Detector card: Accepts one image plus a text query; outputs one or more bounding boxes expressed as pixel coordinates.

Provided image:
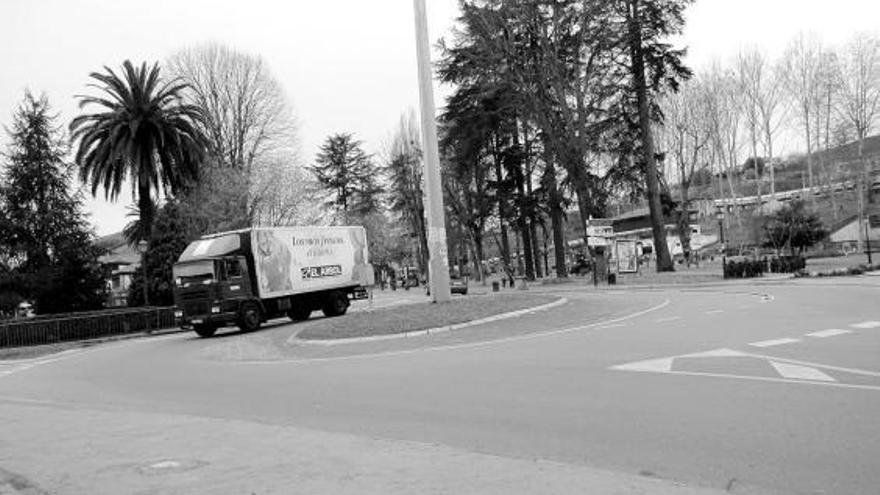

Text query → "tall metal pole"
[412,0,451,303]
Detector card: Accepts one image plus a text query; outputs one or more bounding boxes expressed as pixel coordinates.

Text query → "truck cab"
[173,255,254,337]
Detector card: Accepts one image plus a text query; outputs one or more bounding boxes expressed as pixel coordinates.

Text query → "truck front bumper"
[177,311,238,329]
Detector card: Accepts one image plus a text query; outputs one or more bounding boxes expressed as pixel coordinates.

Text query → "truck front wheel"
[322,291,349,317]
[194,324,217,338]
[238,302,262,332]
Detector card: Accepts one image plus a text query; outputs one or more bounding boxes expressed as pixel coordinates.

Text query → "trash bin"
[607,273,616,285]
[492,281,500,292]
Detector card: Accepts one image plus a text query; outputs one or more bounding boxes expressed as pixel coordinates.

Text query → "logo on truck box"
[301,264,343,279]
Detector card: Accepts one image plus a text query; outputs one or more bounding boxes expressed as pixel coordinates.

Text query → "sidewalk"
[0,401,734,495]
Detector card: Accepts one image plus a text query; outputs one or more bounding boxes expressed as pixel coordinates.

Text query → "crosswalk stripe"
[749,338,800,348]
[770,361,836,382]
[806,329,852,338]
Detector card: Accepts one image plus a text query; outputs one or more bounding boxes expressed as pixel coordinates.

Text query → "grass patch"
[614,269,723,286]
[297,293,558,340]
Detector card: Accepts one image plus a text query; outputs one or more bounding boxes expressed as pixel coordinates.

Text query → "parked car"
[449,276,469,295]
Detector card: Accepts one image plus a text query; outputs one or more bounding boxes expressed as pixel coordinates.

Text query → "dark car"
[449,276,469,295]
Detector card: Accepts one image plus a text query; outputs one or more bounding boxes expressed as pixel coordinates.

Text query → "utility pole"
[412,0,451,303]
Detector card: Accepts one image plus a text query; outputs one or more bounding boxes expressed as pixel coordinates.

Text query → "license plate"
[192,319,203,324]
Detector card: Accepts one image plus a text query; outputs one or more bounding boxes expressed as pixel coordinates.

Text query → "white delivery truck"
[172,227,374,337]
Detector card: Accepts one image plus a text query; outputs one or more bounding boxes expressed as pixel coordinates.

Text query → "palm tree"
[70,60,206,242]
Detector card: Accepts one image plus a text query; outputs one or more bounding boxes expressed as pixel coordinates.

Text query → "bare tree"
[659,78,711,264]
[167,43,299,227]
[835,32,880,251]
[738,49,764,201]
[757,61,789,197]
[737,48,789,200]
[251,156,327,227]
[703,64,743,226]
[814,50,842,218]
[782,32,824,197]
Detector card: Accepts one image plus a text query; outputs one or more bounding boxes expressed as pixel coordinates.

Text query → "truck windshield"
[173,261,215,287]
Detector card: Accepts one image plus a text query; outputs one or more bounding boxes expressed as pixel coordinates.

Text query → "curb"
[297,297,569,346]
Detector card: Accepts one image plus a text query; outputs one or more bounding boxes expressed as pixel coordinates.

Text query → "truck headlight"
[174,310,183,318]
[211,306,221,314]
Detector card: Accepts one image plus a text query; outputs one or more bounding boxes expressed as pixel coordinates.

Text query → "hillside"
[682,134,880,202]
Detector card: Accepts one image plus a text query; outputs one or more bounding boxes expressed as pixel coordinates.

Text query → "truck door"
[219,256,251,300]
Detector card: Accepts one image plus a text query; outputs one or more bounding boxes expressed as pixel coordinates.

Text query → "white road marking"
[610,357,674,373]
[655,316,681,322]
[680,348,747,358]
[850,321,880,329]
[610,347,880,391]
[748,338,800,348]
[805,329,852,339]
[625,370,880,392]
[597,323,627,329]
[0,351,88,380]
[770,361,836,382]
[744,352,880,378]
[704,310,724,315]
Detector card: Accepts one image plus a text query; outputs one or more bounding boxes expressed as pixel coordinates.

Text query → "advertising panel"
[251,227,373,299]
[615,239,639,274]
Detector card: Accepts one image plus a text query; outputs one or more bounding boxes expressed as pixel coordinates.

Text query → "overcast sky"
[1,0,878,236]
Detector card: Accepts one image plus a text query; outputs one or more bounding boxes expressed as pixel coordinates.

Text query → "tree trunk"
[542,222,550,276]
[677,182,692,266]
[530,217,543,278]
[517,216,534,280]
[546,161,567,278]
[138,179,154,243]
[494,158,512,271]
[514,163,534,280]
[471,230,484,283]
[627,0,674,272]
[751,125,761,204]
[764,124,776,196]
[804,108,815,208]
[416,211,429,276]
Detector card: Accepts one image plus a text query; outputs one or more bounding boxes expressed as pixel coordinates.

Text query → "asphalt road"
[1,279,879,494]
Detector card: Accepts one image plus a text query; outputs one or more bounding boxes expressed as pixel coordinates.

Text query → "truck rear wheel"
[194,324,217,338]
[288,305,311,321]
[238,302,262,332]
[322,291,349,317]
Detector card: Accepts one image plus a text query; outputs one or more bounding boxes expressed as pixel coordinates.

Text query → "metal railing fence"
[0,306,177,348]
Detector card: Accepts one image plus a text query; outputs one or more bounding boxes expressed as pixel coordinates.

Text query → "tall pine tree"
[0,92,107,315]
[308,133,382,223]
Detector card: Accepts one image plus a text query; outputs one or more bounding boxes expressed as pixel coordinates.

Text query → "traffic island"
[295,293,561,343]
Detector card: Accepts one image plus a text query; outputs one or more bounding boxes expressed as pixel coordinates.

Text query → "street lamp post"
[716,209,726,264]
[864,174,874,264]
[137,240,149,307]
[412,0,451,303]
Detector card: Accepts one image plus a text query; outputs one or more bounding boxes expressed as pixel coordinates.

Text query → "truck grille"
[178,288,210,301]
[184,301,209,316]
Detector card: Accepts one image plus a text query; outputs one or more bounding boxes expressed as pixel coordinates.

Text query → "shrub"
[768,255,806,274]
[723,257,766,279]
